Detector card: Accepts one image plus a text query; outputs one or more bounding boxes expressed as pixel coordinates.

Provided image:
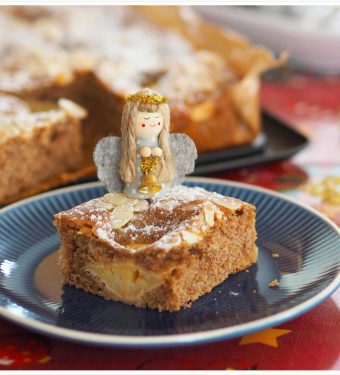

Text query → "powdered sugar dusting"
[152,185,241,210]
[0,96,78,144]
[57,185,245,253]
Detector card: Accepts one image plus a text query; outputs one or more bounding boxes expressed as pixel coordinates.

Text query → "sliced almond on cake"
[182,230,202,244]
[203,205,215,226]
[212,197,242,210]
[103,192,131,206]
[110,204,134,228]
[58,98,87,119]
[132,199,149,212]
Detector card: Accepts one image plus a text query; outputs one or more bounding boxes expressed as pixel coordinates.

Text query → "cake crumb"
[268,279,280,288]
[245,269,250,273]
[271,253,280,258]
[229,291,239,296]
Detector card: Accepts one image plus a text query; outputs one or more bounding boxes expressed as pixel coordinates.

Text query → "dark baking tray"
[193,111,309,174]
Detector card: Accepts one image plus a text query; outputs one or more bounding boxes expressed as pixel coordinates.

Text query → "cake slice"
[54,185,257,312]
[0,95,86,205]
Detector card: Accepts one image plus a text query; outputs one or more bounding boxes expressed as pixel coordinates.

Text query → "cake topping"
[103,192,131,206]
[0,96,84,144]
[132,199,149,212]
[110,204,134,229]
[0,7,235,103]
[203,205,215,226]
[0,94,29,116]
[58,98,87,120]
[57,185,244,253]
[182,230,203,245]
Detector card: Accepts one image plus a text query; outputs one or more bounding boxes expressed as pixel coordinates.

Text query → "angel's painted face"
[135,111,163,139]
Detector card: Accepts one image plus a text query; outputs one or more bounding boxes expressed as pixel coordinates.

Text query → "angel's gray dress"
[94,133,197,198]
[124,136,167,199]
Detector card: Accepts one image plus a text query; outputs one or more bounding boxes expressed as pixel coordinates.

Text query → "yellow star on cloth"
[239,328,292,348]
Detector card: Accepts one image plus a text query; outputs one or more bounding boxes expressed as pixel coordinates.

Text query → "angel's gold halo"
[126,93,168,105]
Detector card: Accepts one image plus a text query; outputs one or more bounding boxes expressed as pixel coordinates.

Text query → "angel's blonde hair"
[120,88,175,183]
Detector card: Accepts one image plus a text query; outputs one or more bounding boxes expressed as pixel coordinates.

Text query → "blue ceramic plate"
[0,178,339,347]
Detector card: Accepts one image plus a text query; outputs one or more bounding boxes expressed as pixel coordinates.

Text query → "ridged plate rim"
[0,177,339,347]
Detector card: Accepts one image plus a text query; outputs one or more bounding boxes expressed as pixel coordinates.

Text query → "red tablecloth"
[0,72,339,370]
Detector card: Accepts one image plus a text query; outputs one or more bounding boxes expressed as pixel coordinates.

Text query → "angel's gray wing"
[93,136,123,193]
[170,133,198,185]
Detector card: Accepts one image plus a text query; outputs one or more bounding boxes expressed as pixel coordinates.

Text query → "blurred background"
[198,5,340,73]
[197,5,340,226]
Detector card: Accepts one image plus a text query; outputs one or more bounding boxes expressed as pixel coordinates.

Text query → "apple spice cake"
[54,185,257,312]
[0,6,283,155]
[0,95,86,205]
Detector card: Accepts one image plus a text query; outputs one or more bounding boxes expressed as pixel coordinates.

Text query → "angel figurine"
[94,88,197,199]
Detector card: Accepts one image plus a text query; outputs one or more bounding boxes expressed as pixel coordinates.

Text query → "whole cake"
[0,6,284,203]
[54,89,257,311]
